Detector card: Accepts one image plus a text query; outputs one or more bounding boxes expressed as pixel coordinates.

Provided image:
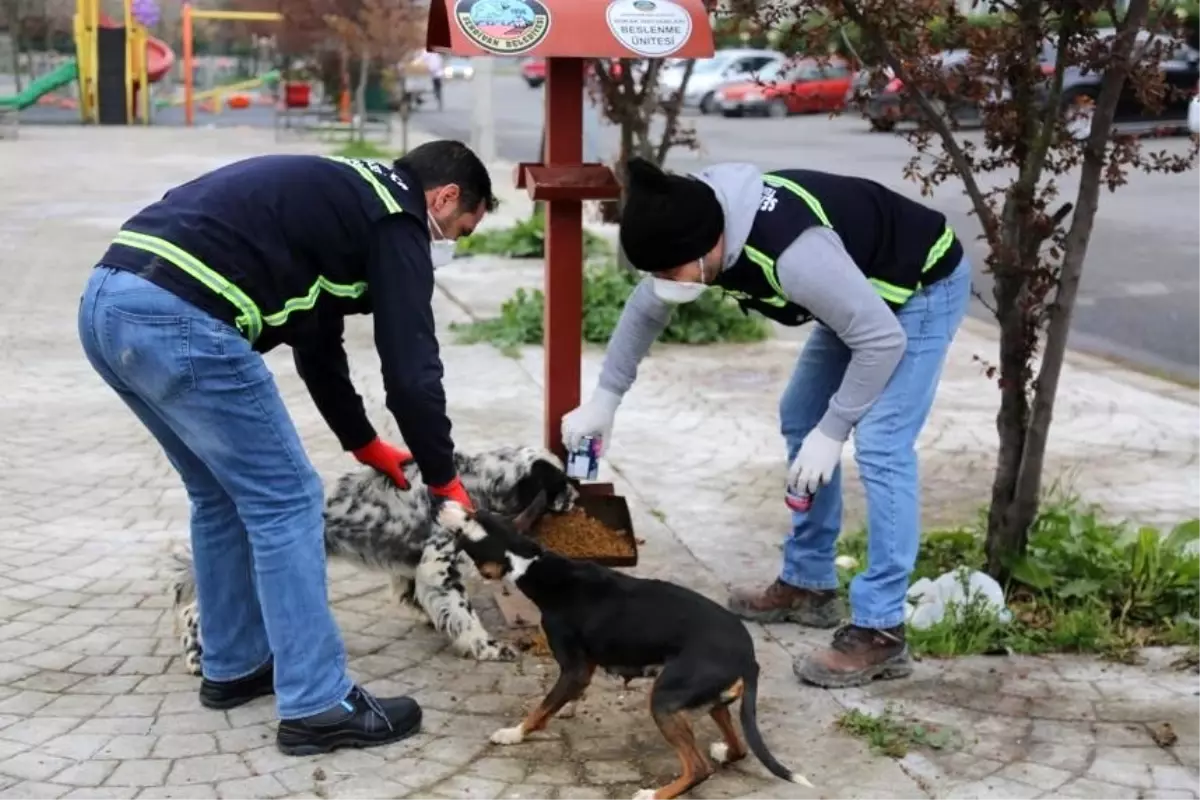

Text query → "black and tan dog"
[437,499,814,800]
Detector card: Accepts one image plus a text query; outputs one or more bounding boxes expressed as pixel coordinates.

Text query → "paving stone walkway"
[0,126,1196,800]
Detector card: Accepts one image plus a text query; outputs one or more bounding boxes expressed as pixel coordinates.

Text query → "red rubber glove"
[352,438,414,489]
[430,475,474,512]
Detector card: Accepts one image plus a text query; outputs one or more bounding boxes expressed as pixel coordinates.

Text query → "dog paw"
[469,639,518,662]
[183,650,202,677]
[489,725,525,745]
[709,741,730,764]
[632,790,659,800]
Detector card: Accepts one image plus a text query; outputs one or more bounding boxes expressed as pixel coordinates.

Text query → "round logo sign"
[605,0,692,58]
[454,0,551,56]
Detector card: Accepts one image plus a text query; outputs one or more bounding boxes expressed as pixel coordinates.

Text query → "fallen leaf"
[1152,722,1178,749]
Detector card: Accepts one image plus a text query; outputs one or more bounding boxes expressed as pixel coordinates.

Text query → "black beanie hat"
[619,157,724,273]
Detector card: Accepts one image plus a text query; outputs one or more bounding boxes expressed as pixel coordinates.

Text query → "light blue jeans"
[78,266,353,719]
[778,258,972,630]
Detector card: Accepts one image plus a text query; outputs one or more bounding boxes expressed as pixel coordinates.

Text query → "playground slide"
[0,60,80,111]
[145,36,174,83]
[0,27,173,112]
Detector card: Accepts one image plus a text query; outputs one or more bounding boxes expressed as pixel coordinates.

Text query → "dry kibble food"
[515,626,552,657]
[533,507,634,559]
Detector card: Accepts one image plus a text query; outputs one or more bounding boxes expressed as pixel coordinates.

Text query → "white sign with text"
[605,0,692,58]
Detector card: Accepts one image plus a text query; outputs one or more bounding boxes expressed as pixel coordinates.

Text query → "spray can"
[785,487,814,513]
[566,435,601,481]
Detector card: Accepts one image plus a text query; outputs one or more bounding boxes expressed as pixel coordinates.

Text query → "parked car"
[855,32,1199,135]
[857,50,984,132]
[444,57,474,81]
[1044,30,1200,136]
[716,56,855,118]
[521,57,625,89]
[658,48,784,114]
[1189,80,1200,134]
[520,56,546,88]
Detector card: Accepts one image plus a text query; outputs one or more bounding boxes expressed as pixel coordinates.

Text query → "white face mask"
[430,240,456,269]
[651,258,709,304]
[428,213,456,270]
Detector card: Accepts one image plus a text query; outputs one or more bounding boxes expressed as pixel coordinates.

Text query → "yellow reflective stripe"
[113,231,371,339]
[113,230,263,342]
[762,173,832,228]
[923,224,954,273]
[743,244,788,298]
[325,156,403,215]
[869,278,912,304]
[261,276,368,327]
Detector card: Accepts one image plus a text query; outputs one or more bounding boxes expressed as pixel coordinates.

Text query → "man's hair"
[394,140,497,213]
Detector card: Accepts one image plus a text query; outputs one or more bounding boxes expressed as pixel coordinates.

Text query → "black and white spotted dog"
[170,446,579,675]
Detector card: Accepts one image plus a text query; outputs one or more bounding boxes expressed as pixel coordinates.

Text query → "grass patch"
[450,260,771,355]
[329,140,398,161]
[835,498,1199,661]
[455,207,610,260]
[836,705,958,758]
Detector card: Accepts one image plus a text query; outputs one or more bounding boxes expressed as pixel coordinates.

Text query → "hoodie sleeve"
[775,226,907,442]
[596,277,674,396]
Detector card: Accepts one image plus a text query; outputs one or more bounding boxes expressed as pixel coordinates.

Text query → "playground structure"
[0,0,173,125]
[73,0,175,123]
[177,2,391,140]
[180,4,283,126]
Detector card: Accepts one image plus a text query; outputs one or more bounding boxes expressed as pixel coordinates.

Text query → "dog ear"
[511,489,548,534]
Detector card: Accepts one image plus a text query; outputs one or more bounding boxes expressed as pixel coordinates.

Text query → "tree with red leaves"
[727,0,1198,577]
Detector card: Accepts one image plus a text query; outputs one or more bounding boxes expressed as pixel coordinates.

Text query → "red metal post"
[182,3,194,126]
[542,57,584,462]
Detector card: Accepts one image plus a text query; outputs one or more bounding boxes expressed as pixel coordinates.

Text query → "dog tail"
[739,666,814,788]
[166,542,197,609]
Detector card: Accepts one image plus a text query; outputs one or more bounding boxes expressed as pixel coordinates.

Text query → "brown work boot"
[727,579,845,627]
[793,624,913,688]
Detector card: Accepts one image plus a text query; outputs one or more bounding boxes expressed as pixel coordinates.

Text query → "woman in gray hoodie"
[562,157,971,688]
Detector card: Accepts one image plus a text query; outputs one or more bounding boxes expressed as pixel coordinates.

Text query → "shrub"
[455,208,610,261]
[836,499,1200,660]
[450,261,770,356]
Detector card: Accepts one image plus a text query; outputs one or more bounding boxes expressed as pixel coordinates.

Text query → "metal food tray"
[539,487,638,568]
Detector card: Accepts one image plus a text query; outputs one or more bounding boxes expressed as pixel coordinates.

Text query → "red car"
[520,56,624,89]
[716,57,854,118]
[520,57,546,88]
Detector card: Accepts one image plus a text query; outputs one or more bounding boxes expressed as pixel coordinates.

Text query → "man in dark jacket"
[77,139,495,755]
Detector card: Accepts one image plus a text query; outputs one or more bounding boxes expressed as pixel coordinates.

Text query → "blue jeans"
[78,266,353,719]
[778,258,972,629]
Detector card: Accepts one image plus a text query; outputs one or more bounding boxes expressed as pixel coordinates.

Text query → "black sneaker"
[276,686,422,756]
[199,661,275,710]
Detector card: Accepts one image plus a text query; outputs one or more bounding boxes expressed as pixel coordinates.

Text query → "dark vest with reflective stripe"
[99,154,425,353]
[711,169,963,326]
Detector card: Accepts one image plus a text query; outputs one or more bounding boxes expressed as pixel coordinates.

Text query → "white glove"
[787,429,845,495]
[561,388,622,455]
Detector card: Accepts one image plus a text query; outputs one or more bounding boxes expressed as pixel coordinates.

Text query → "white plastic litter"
[905,568,1013,630]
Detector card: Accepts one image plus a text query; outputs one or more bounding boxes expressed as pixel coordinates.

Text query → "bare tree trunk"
[398,81,410,153]
[985,252,1035,576]
[985,0,1153,578]
[655,58,696,165]
[7,0,25,93]
[354,46,369,143]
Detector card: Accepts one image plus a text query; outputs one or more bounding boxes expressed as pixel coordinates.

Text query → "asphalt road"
[420,73,1200,384]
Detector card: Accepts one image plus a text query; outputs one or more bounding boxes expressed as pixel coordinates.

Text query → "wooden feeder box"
[426,0,713,593]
